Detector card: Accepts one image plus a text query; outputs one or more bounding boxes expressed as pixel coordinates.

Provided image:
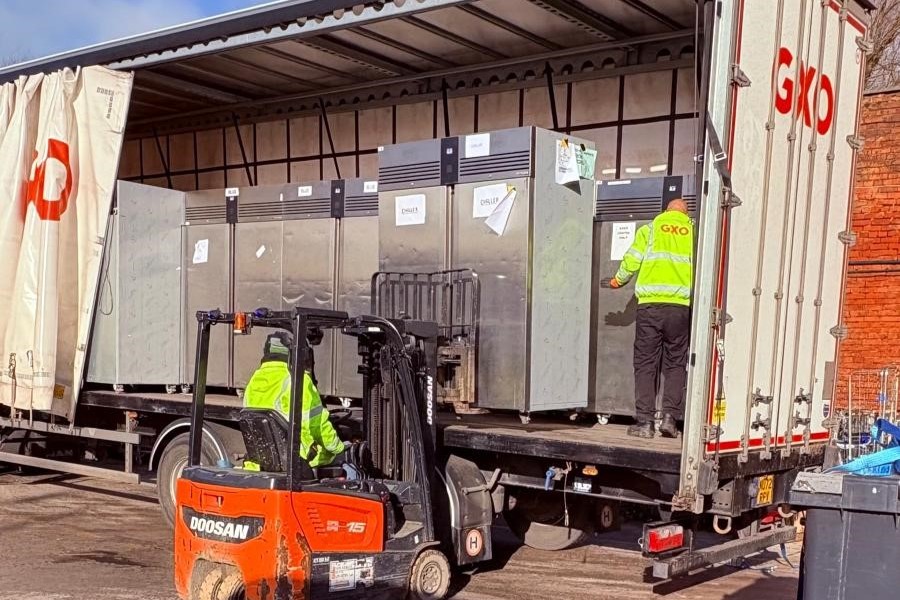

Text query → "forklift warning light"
[645,524,684,554]
[233,312,250,335]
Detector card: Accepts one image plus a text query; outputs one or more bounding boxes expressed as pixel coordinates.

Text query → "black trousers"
[633,304,690,423]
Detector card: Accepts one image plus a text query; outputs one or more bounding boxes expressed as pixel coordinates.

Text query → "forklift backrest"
[239,408,314,479]
[371,269,479,343]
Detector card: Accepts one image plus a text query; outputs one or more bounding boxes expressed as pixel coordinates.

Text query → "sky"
[0,0,270,65]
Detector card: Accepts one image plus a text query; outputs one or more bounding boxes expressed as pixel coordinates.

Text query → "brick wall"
[835,89,900,412]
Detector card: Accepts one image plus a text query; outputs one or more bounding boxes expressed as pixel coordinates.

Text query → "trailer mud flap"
[651,525,796,579]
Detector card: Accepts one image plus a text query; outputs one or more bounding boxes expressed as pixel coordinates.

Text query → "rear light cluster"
[646,524,685,554]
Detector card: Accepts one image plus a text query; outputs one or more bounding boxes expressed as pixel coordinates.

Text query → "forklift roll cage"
[186,306,441,540]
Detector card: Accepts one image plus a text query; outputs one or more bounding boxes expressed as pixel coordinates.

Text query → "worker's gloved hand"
[601,277,621,289]
[343,440,352,450]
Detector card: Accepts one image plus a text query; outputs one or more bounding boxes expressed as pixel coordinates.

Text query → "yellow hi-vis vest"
[614,210,693,306]
[243,361,344,468]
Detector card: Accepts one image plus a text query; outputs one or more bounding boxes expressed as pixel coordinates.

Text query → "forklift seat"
[238,408,316,480]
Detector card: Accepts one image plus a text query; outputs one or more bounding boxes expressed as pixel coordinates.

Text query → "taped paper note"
[255,244,266,259]
[576,147,597,180]
[610,222,636,261]
[555,139,579,185]
[472,183,508,218]
[395,194,426,226]
[193,239,209,264]
[485,188,517,236]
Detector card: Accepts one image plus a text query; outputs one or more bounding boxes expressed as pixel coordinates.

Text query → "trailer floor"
[0,469,800,600]
[441,413,683,473]
[81,389,243,419]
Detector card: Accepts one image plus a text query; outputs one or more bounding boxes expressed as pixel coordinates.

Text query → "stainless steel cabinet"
[378,127,595,413]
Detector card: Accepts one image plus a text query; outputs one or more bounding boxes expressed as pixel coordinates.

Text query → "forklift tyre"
[504,491,593,551]
[196,564,244,600]
[408,549,451,600]
[157,432,219,528]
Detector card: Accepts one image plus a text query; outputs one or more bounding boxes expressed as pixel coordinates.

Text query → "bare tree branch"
[867,0,900,90]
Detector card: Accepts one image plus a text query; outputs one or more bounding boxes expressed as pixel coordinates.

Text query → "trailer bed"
[81,389,242,420]
[440,414,682,474]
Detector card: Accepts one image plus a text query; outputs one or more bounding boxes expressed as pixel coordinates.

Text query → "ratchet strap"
[828,419,900,476]
[705,111,733,189]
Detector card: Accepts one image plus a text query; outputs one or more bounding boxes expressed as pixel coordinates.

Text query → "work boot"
[627,421,654,439]
[659,414,678,438]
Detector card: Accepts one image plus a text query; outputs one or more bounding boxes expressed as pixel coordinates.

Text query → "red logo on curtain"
[26,139,73,221]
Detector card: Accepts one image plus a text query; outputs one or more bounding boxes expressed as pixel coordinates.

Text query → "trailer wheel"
[408,549,451,600]
[196,565,245,600]
[157,432,217,527]
[504,491,593,551]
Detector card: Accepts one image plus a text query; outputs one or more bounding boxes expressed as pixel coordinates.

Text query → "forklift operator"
[605,198,693,441]
[242,331,348,469]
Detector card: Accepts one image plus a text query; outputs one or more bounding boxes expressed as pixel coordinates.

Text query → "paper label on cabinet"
[363,180,378,193]
[225,187,240,197]
[555,139,579,185]
[465,133,491,158]
[610,222,636,261]
[395,194,426,226]
[472,183,509,218]
[485,188,517,236]
[255,245,266,259]
[298,185,313,197]
[192,239,209,264]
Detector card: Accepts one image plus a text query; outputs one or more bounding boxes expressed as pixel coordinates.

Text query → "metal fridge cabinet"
[588,175,697,420]
[231,178,379,398]
[377,127,595,414]
[87,180,185,390]
[182,187,235,389]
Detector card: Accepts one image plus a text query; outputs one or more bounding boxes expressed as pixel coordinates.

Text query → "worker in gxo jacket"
[243,331,349,470]
[605,199,693,439]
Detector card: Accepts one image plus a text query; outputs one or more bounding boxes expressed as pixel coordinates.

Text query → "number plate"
[755,475,774,506]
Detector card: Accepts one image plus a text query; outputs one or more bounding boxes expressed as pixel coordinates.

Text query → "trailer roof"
[0,0,873,136]
[0,0,700,135]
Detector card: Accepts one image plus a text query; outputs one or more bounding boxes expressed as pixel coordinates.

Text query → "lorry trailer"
[0,0,874,583]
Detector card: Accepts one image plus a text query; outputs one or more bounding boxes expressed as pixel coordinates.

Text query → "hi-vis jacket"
[614,210,693,306]
[243,361,344,468]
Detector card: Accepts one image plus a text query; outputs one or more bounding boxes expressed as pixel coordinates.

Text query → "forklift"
[173,306,494,600]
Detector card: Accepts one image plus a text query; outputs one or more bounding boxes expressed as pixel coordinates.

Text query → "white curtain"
[0,66,132,419]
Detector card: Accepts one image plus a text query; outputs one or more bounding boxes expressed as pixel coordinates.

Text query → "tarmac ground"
[0,470,800,600]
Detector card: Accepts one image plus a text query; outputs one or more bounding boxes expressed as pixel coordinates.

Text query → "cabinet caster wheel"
[180,384,191,395]
[597,414,610,425]
[519,413,531,425]
[113,384,125,393]
[165,384,177,394]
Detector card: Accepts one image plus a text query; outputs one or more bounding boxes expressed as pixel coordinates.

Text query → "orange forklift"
[174,306,494,600]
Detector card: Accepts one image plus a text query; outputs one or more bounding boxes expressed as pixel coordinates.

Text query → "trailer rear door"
[706,0,867,459]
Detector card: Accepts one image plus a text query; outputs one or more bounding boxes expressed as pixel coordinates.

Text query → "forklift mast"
[187,306,440,538]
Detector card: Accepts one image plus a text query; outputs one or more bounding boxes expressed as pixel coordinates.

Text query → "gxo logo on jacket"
[660,224,690,235]
[182,507,264,544]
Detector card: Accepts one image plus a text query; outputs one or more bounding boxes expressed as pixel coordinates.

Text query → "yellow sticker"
[53,384,66,401]
[713,399,726,421]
